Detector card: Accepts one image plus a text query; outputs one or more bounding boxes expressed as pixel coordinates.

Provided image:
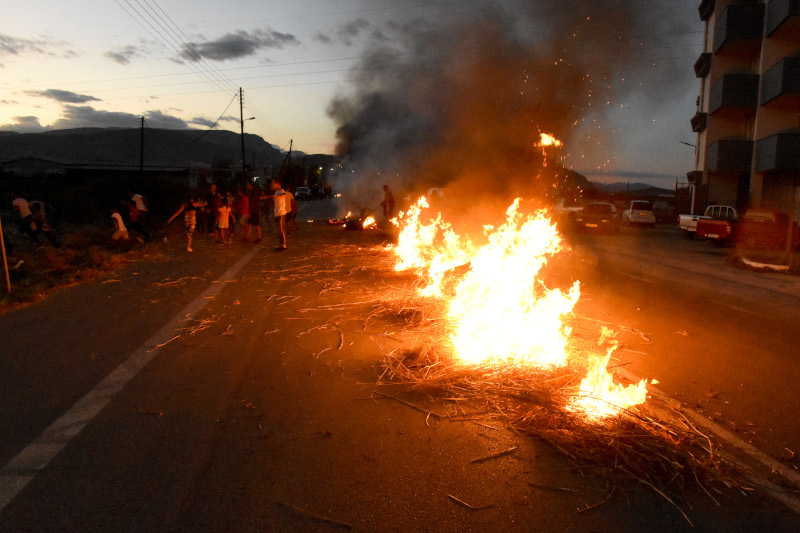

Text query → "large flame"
[390,185,649,418]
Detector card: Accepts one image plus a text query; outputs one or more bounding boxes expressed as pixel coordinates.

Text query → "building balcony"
[766,0,800,37]
[691,112,708,133]
[706,139,753,172]
[694,52,712,78]
[714,4,765,55]
[761,57,800,105]
[698,0,715,22]
[709,74,759,115]
[755,133,800,172]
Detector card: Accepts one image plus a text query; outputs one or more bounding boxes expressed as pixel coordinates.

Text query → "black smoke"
[327,0,694,217]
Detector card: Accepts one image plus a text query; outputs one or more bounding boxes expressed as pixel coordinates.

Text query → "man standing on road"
[266,179,288,251]
[380,185,395,221]
[245,182,263,244]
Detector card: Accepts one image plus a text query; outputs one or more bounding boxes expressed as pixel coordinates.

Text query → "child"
[110,207,130,246]
[216,196,232,245]
[167,194,207,252]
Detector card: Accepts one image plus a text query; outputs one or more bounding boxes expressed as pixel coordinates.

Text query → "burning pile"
[389,195,647,418]
[375,183,739,515]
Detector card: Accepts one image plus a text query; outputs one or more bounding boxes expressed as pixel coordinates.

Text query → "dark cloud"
[50,105,189,129]
[25,89,101,104]
[0,115,46,133]
[182,28,300,62]
[188,116,215,127]
[105,45,144,65]
[314,32,332,45]
[0,33,76,59]
[337,18,370,46]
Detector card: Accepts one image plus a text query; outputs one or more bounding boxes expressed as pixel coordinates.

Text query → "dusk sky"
[1,0,702,186]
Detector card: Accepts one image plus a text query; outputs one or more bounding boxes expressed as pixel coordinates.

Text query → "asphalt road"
[1,202,799,531]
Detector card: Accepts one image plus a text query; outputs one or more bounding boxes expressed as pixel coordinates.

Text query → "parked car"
[678,205,737,238]
[652,201,675,224]
[294,186,311,201]
[622,201,656,227]
[736,209,800,250]
[696,205,739,244]
[570,202,619,233]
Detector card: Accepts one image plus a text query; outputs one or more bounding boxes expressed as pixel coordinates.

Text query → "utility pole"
[139,116,144,173]
[239,87,246,182]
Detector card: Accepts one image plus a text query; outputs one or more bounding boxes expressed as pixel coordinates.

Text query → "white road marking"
[0,248,260,513]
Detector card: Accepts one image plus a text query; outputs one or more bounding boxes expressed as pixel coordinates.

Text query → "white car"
[622,200,656,227]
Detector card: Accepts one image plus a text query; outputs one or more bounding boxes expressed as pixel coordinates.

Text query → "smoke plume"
[327,0,693,220]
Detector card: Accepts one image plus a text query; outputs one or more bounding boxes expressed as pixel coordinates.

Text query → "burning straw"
[372,194,749,521]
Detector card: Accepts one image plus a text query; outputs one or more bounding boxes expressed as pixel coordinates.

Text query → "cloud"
[182,28,300,62]
[0,115,47,133]
[188,116,215,127]
[0,33,76,59]
[105,45,144,65]
[314,32,332,44]
[0,99,19,105]
[25,89,101,104]
[49,105,189,129]
[337,18,370,46]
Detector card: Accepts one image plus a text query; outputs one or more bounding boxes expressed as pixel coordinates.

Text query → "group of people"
[165,179,298,253]
[8,192,59,251]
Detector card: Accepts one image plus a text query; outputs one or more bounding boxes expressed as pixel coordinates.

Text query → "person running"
[167,194,207,252]
[123,200,150,242]
[380,185,395,221]
[11,192,38,245]
[29,202,59,247]
[216,196,232,245]
[245,182,263,244]
[129,191,148,217]
[110,207,130,246]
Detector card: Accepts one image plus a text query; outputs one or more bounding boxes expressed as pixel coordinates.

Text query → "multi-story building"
[690,0,799,217]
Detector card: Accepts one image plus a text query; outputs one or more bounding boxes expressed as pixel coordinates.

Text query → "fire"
[363,216,376,229]
[391,197,649,418]
[537,133,562,147]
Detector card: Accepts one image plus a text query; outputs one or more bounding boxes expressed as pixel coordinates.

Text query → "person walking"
[166,194,207,252]
[203,183,221,235]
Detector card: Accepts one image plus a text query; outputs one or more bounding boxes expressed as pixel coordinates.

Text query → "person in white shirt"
[129,191,148,214]
[11,192,37,244]
[266,179,288,251]
[110,207,130,245]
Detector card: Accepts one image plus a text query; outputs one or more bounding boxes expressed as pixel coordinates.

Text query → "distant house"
[1,157,69,177]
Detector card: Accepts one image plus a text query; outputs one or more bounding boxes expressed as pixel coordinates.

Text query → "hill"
[0,128,332,170]
[591,181,674,196]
